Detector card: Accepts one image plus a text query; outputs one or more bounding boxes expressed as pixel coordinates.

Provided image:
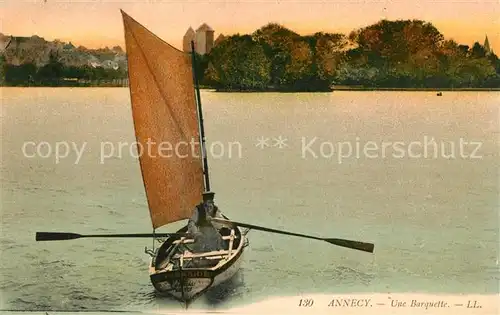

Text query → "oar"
[210,218,374,253]
[35,232,190,241]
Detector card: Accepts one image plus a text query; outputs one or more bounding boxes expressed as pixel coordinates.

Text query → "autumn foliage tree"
[205,35,271,91]
[334,19,499,88]
[205,24,347,91]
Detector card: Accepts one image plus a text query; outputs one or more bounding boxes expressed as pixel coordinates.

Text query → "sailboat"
[120,11,248,302]
[35,10,375,306]
[33,10,249,304]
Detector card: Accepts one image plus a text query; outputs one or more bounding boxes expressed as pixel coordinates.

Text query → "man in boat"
[187,192,225,253]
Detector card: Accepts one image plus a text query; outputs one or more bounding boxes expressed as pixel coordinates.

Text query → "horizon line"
[1,28,494,53]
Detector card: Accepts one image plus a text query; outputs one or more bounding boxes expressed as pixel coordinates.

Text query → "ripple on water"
[329,265,375,285]
[0,279,17,290]
[131,257,146,267]
[39,259,64,266]
[4,243,28,251]
[108,210,124,217]
[252,245,275,252]
[16,282,39,291]
[95,227,111,231]
[93,204,110,209]
[70,290,100,301]
[122,288,157,309]
[0,238,16,245]
[21,252,38,260]
[11,297,51,310]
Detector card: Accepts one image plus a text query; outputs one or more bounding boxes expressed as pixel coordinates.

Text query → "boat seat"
[205,255,225,260]
[188,255,226,260]
[172,250,230,260]
[173,236,235,242]
[171,235,235,244]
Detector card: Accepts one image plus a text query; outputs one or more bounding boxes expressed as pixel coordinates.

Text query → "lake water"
[0,88,498,312]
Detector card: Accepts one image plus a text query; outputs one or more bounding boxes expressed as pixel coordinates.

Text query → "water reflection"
[204,270,246,306]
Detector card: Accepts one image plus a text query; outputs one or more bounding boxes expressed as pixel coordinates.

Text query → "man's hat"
[202,191,215,202]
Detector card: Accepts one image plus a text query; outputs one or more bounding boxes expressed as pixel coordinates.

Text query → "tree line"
[201,20,500,91]
[2,19,499,90]
[1,52,127,87]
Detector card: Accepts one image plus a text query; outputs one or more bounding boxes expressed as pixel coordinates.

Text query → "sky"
[2,0,499,52]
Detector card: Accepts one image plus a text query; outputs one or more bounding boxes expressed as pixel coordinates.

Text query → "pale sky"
[2,0,499,52]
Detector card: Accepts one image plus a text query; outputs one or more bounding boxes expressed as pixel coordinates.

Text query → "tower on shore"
[484,35,492,55]
[183,23,214,55]
[182,27,195,52]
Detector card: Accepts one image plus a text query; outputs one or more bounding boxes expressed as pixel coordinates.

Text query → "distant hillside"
[0,33,126,70]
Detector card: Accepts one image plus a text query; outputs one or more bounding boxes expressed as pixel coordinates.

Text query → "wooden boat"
[148,220,246,301]
[121,11,247,302]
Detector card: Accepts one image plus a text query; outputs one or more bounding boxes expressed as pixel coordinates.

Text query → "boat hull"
[150,250,243,301]
[149,222,246,302]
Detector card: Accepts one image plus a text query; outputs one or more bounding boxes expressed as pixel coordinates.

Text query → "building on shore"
[183,23,214,55]
[182,27,195,52]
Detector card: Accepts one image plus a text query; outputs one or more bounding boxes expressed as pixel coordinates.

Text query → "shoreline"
[331,86,500,91]
[1,85,499,92]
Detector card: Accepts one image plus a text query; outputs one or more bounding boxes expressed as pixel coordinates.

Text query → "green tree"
[470,42,486,59]
[36,50,64,86]
[252,23,299,87]
[438,40,498,88]
[280,39,314,89]
[311,32,347,89]
[346,20,446,86]
[447,57,496,87]
[5,63,37,86]
[0,54,5,85]
[205,35,271,90]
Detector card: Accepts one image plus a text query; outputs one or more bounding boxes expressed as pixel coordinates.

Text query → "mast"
[190,40,211,192]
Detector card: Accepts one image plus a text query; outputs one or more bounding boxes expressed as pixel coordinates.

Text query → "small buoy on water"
[436,92,442,96]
